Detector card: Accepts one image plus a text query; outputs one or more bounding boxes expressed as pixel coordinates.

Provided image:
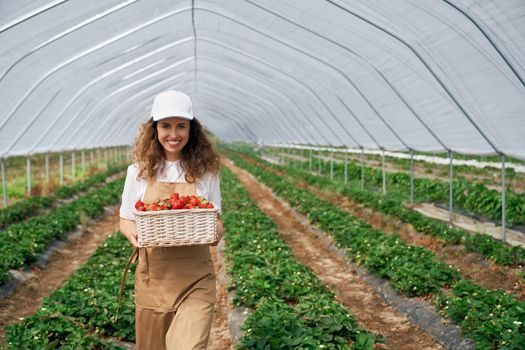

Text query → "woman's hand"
[211,216,224,246]
[119,218,140,248]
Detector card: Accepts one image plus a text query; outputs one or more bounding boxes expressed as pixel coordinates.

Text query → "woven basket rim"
[134,205,219,217]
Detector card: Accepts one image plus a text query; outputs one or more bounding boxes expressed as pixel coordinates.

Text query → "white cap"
[151,90,194,121]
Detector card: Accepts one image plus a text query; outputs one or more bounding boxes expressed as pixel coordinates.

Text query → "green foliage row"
[221,166,381,349]
[4,233,133,349]
[256,149,525,266]
[225,148,525,350]
[285,150,525,226]
[0,164,127,230]
[0,178,124,284]
[54,164,126,199]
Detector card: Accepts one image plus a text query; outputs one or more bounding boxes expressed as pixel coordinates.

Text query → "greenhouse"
[0,0,524,349]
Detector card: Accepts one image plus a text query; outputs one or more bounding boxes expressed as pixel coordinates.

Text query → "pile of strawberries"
[135,193,215,211]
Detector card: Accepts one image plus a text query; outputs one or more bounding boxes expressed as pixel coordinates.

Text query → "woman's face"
[156,117,191,161]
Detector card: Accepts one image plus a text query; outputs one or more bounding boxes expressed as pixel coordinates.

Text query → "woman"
[119,90,223,350]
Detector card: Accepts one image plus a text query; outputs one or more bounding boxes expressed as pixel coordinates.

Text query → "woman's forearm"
[119,218,139,247]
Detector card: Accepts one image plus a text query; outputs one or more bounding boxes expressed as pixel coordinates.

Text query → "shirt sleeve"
[120,165,140,221]
[207,171,222,214]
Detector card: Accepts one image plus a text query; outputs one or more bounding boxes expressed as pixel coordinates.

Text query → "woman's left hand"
[211,217,224,246]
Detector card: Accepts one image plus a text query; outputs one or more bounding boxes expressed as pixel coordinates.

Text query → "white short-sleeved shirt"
[119,160,221,221]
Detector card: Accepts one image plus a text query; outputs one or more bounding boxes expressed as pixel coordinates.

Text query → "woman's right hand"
[119,218,140,248]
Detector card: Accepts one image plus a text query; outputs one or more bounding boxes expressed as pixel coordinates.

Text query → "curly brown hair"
[132,117,220,183]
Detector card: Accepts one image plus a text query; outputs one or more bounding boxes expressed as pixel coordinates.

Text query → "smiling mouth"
[167,140,181,145]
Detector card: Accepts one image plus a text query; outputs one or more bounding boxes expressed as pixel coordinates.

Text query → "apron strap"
[113,247,139,323]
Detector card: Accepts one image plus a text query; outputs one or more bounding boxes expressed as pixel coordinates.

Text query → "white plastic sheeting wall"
[1,0,524,158]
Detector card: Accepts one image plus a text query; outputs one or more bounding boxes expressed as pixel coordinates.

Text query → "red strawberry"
[170,193,180,201]
[171,199,184,209]
[135,200,145,210]
[183,203,194,209]
[205,203,214,209]
[189,197,198,206]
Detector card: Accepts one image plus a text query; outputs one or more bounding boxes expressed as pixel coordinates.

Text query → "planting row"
[221,166,381,349]
[276,148,525,227]
[0,164,127,230]
[0,177,125,285]
[4,232,133,349]
[225,148,525,349]
[252,149,525,267]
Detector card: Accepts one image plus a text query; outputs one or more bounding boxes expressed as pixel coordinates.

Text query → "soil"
[224,158,444,350]
[208,244,234,350]
[245,154,525,300]
[0,207,121,343]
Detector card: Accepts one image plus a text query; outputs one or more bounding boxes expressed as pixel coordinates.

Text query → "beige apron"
[135,180,216,350]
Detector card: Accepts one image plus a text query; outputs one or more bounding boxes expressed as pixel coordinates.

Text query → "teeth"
[167,140,180,145]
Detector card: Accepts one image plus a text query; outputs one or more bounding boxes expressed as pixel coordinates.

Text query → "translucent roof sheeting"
[1,0,524,159]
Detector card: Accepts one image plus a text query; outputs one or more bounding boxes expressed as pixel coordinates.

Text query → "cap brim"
[152,111,194,121]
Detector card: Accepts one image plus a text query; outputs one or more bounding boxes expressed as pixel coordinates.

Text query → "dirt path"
[0,207,121,342]
[224,158,444,350]
[208,243,233,350]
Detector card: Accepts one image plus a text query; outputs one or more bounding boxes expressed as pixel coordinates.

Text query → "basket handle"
[113,247,139,323]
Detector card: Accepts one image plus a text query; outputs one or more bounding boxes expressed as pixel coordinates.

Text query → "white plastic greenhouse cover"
[1,0,524,159]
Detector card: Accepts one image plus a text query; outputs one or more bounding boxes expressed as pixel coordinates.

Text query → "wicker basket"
[134,206,219,247]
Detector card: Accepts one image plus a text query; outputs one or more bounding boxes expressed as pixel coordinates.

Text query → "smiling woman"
[118,90,223,350]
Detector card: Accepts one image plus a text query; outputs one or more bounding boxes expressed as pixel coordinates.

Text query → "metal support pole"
[501,154,507,242]
[71,152,75,182]
[45,154,49,184]
[381,149,386,195]
[104,148,108,167]
[1,158,7,206]
[318,150,322,175]
[309,149,312,172]
[27,157,31,196]
[448,150,453,224]
[330,151,334,181]
[410,149,414,206]
[81,150,85,178]
[360,147,365,190]
[344,150,348,186]
[59,153,64,185]
[97,148,101,169]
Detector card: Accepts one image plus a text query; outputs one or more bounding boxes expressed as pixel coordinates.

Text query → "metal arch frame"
[0,0,141,82]
[328,0,501,155]
[49,32,336,152]
[197,7,405,148]
[194,56,318,144]
[440,0,525,88]
[0,6,193,133]
[84,70,266,147]
[244,0,448,151]
[79,58,302,148]
[45,59,192,153]
[0,0,69,34]
[18,39,195,155]
[196,39,332,146]
[2,5,391,155]
[26,38,196,154]
[335,95,382,149]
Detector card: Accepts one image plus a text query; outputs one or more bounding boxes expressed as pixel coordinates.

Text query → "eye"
[161,123,171,129]
[178,124,187,129]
